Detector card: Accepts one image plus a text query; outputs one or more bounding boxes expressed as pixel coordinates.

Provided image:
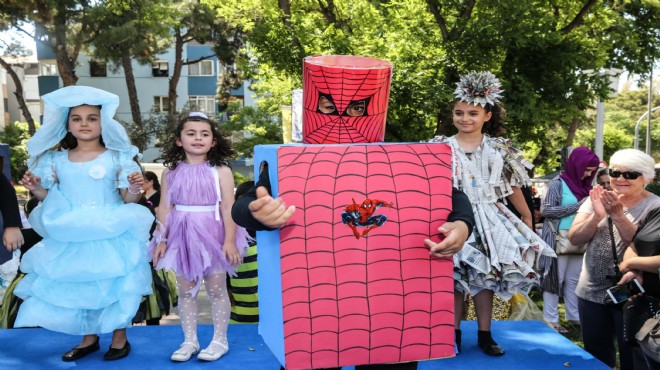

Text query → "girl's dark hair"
[480,102,507,136]
[161,115,235,170]
[441,101,507,137]
[144,171,161,191]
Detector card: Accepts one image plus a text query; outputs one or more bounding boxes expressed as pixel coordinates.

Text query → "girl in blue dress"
[16,86,154,362]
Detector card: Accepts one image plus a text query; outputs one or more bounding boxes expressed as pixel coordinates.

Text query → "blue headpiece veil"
[27,86,133,168]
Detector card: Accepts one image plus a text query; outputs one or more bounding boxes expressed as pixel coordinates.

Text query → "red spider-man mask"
[302,55,392,144]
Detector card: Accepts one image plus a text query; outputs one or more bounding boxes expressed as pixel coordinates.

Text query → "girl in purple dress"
[151,112,250,362]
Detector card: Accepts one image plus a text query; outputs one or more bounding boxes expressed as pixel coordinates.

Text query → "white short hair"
[609,149,656,182]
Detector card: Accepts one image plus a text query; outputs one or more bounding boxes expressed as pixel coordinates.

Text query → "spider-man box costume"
[254,56,456,369]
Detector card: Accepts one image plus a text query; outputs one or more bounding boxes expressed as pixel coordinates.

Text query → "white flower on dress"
[89,165,107,179]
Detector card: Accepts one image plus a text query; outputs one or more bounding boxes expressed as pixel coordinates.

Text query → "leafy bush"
[0,122,30,182]
[647,182,660,196]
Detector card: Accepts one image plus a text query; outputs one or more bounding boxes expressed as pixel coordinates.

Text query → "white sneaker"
[170,341,199,362]
[197,340,228,361]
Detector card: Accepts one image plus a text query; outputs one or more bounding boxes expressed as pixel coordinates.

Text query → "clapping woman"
[569,149,660,370]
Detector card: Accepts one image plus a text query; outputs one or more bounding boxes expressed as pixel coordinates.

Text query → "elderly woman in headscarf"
[569,149,660,370]
[539,146,600,334]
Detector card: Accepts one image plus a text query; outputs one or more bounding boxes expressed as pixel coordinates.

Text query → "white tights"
[176,272,230,353]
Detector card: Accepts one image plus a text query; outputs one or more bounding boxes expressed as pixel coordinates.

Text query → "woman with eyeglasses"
[569,149,660,370]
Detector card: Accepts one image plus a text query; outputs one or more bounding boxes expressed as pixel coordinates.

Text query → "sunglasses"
[608,169,643,180]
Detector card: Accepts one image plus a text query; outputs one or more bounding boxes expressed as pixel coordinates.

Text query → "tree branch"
[561,0,598,34]
[277,0,305,60]
[448,0,476,40]
[425,0,449,41]
[317,0,337,24]
[0,57,36,134]
[183,54,217,65]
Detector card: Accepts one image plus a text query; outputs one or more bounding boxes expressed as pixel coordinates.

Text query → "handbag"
[549,219,586,255]
[554,229,587,255]
[636,312,660,364]
[623,294,660,343]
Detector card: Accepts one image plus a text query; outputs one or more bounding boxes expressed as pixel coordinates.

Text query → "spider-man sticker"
[342,198,394,239]
[302,55,392,144]
[270,143,455,369]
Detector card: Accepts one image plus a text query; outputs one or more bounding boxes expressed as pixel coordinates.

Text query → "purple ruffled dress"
[151,162,250,283]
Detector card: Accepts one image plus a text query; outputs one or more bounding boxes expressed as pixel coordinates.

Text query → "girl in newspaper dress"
[15,86,153,362]
[430,72,555,356]
[151,113,250,362]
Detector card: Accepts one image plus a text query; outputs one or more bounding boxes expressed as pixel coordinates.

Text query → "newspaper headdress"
[454,71,503,108]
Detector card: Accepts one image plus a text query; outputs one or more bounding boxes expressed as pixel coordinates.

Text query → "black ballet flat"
[61,337,100,362]
[103,341,131,361]
[478,342,505,356]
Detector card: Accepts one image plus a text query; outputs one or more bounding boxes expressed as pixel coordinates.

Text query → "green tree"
[222,104,283,158]
[0,122,30,182]
[211,0,660,172]
[0,39,37,134]
[87,0,174,152]
[1,1,104,87]
[164,1,245,126]
[597,89,660,158]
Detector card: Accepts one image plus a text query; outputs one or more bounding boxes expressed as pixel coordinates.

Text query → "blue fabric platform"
[0,320,608,369]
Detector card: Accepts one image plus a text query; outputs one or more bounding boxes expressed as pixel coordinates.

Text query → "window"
[216,62,237,81]
[188,96,215,116]
[153,96,170,112]
[152,61,169,77]
[40,62,57,76]
[90,60,107,77]
[188,60,214,76]
[24,63,39,75]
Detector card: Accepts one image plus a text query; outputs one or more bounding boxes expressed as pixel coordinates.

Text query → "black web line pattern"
[303,65,390,144]
[278,144,455,368]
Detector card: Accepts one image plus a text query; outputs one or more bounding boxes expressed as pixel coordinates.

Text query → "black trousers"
[578,297,648,370]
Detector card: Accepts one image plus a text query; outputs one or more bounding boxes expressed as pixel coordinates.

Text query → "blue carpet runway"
[0,320,608,369]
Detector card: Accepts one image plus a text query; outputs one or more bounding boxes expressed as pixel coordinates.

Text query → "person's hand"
[127,172,144,190]
[617,270,644,302]
[152,242,167,266]
[601,189,623,216]
[223,241,241,266]
[617,270,638,284]
[249,186,295,229]
[424,221,469,258]
[589,186,606,220]
[619,258,635,274]
[20,171,43,193]
[3,227,24,252]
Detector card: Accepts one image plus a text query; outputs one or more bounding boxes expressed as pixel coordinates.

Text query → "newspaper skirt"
[454,202,555,301]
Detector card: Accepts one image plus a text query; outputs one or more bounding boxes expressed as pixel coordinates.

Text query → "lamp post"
[634,106,660,150]
[584,68,622,159]
[647,74,654,154]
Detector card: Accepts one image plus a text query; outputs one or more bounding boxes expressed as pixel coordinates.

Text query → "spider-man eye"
[317,95,337,115]
[343,98,369,117]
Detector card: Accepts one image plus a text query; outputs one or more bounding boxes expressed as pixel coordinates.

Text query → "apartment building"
[29,42,255,177]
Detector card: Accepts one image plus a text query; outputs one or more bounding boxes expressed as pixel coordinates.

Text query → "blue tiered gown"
[14,149,154,335]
